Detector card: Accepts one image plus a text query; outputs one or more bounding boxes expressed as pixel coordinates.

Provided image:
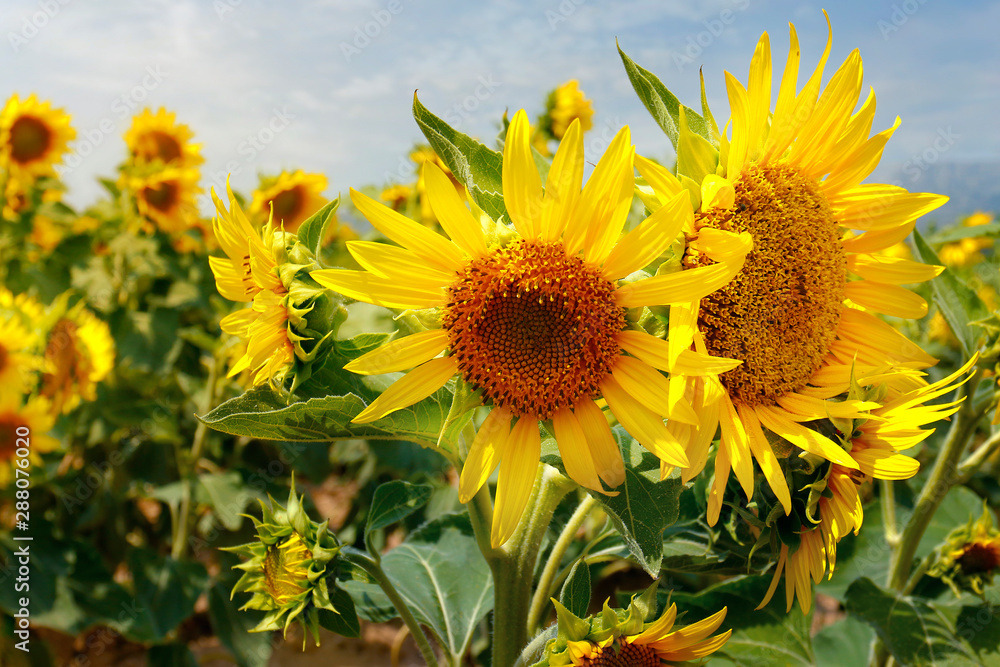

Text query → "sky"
[4,0,998,215]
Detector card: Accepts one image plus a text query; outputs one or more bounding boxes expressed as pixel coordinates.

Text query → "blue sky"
[4,0,998,213]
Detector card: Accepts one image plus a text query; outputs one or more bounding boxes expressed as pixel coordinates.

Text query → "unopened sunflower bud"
[928,504,1000,597]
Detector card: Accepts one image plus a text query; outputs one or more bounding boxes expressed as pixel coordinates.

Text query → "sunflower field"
[2,12,1000,667]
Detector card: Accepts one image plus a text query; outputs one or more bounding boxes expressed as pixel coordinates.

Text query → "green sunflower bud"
[224,480,352,648]
[928,503,1000,597]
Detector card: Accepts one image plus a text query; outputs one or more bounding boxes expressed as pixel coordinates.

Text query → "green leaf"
[564,427,681,576]
[365,480,433,551]
[297,196,341,257]
[558,560,591,619]
[813,616,875,667]
[316,586,361,638]
[199,471,257,531]
[669,575,815,666]
[127,549,209,641]
[208,583,272,667]
[147,644,199,667]
[617,43,711,150]
[913,229,986,355]
[927,221,1000,244]
[412,93,508,222]
[845,577,979,666]
[342,513,493,664]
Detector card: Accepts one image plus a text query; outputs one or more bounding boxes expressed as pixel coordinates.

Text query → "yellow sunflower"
[0,394,60,486]
[929,503,1000,596]
[938,211,994,268]
[645,15,950,523]
[123,107,203,170]
[128,166,201,234]
[249,170,329,234]
[210,182,297,387]
[0,315,41,394]
[758,357,976,613]
[548,79,595,140]
[40,301,115,414]
[312,109,752,547]
[0,94,75,178]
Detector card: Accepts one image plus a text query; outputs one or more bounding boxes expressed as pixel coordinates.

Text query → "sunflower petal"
[424,162,488,257]
[502,109,544,240]
[755,405,859,469]
[847,254,944,284]
[600,375,689,468]
[602,190,689,280]
[540,118,583,241]
[312,269,446,309]
[459,407,511,503]
[575,399,626,488]
[615,258,746,308]
[352,356,458,424]
[492,417,542,547]
[553,407,612,494]
[344,330,450,375]
[844,280,928,319]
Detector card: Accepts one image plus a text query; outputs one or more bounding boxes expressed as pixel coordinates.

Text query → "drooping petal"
[352,356,458,424]
[755,405,859,469]
[575,399,626,488]
[492,416,542,547]
[459,407,511,503]
[600,375,689,468]
[553,407,610,494]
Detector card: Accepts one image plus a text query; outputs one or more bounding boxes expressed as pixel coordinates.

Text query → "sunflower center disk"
[691,163,846,406]
[958,541,1000,575]
[581,641,660,667]
[10,115,53,163]
[442,240,624,420]
[143,181,180,212]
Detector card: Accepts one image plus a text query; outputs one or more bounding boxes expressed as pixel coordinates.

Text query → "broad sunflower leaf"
[668,575,815,666]
[342,513,493,664]
[296,195,341,258]
[542,427,681,576]
[913,229,986,356]
[127,548,209,641]
[813,616,875,667]
[844,578,982,666]
[412,93,508,223]
[558,559,592,619]
[617,43,712,150]
[365,480,434,552]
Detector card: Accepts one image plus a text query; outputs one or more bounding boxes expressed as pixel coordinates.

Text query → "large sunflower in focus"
[0,94,75,178]
[642,15,949,522]
[313,109,753,546]
[249,170,328,234]
[124,107,203,170]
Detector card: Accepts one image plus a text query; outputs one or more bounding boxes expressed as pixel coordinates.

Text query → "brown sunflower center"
[42,319,82,399]
[262,533,311,605]
[957,540,1000,575]
[136,130,183,164]
[9,115,53,164]
[689,163,845,406]
[143,181,180,213]
[269,186,305,229]
[441,240,624,420]
[0,415,26,462]
[0,343,9,374]
[580,641,659,667]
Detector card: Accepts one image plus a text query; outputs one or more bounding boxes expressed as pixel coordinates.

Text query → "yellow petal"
[745,32,772,162]
[575,399,626,488]
[688,228,753,262]
[602,190,690,279]
[423,162,488,257]
[347,240,457,286]
[344,330,450,375]
[352,357,458,424]
[600,375,689,468]
[833,187,948,232]
[615,258,745,308]
[847,254,944,284]
[755,405,859,469]
[553,407,609,494]
[761,23,801,162]
[540,118,583,242]
[724,72,750,177]
[491,417,542,547]
[502,109,544,240]
[837,308,937,367]
[844,281,928,319]
[611,357,698,426]
[580,129,635,264]
[718,393,753,500]
[853,448,919,480]
[350,187,466,272]
[739,404,791,514]
[220,307,255,336]
[840,221,915,254]
[821,115,900,195]
[312,269,447,310]
[756,545,787,610]
[459,407,511,503]
[635,154,684,205]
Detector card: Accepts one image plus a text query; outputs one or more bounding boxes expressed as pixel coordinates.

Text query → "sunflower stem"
[490,466,575,667]
[526,493,597,635]
[957,425,1000,485]
[349,551,442,667]
[880,478,900,548]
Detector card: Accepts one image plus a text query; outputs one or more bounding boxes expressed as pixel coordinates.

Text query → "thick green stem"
[351,552,442,667]
[880,478,900,547]
[490,466,575,667]
[526,493,597,634]
[885,370,982,592]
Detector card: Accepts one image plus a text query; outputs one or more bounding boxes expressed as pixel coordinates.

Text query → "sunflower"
[0,94,75,178]
[537,585,731,667]
[641,15,950,523]
[249,170,329,234]
[312,109,752,547]
[123,107,203,170]
[210,182,301,387]
[40,301,115,414]
[128,166,201,234]
[547,80,595,140]
[757,357,976,613]
[929,503,1000,596]
[0,394,60,486]
[938,211,994,268]
[0,315,41,394]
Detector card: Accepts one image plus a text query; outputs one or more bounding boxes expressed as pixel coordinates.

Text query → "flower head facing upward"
[0,94,75,178]
[534,583,730,667]
[225,482,350,647]
[250,170,329,234]
[639,14,950,524]
[313,109,753,546]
